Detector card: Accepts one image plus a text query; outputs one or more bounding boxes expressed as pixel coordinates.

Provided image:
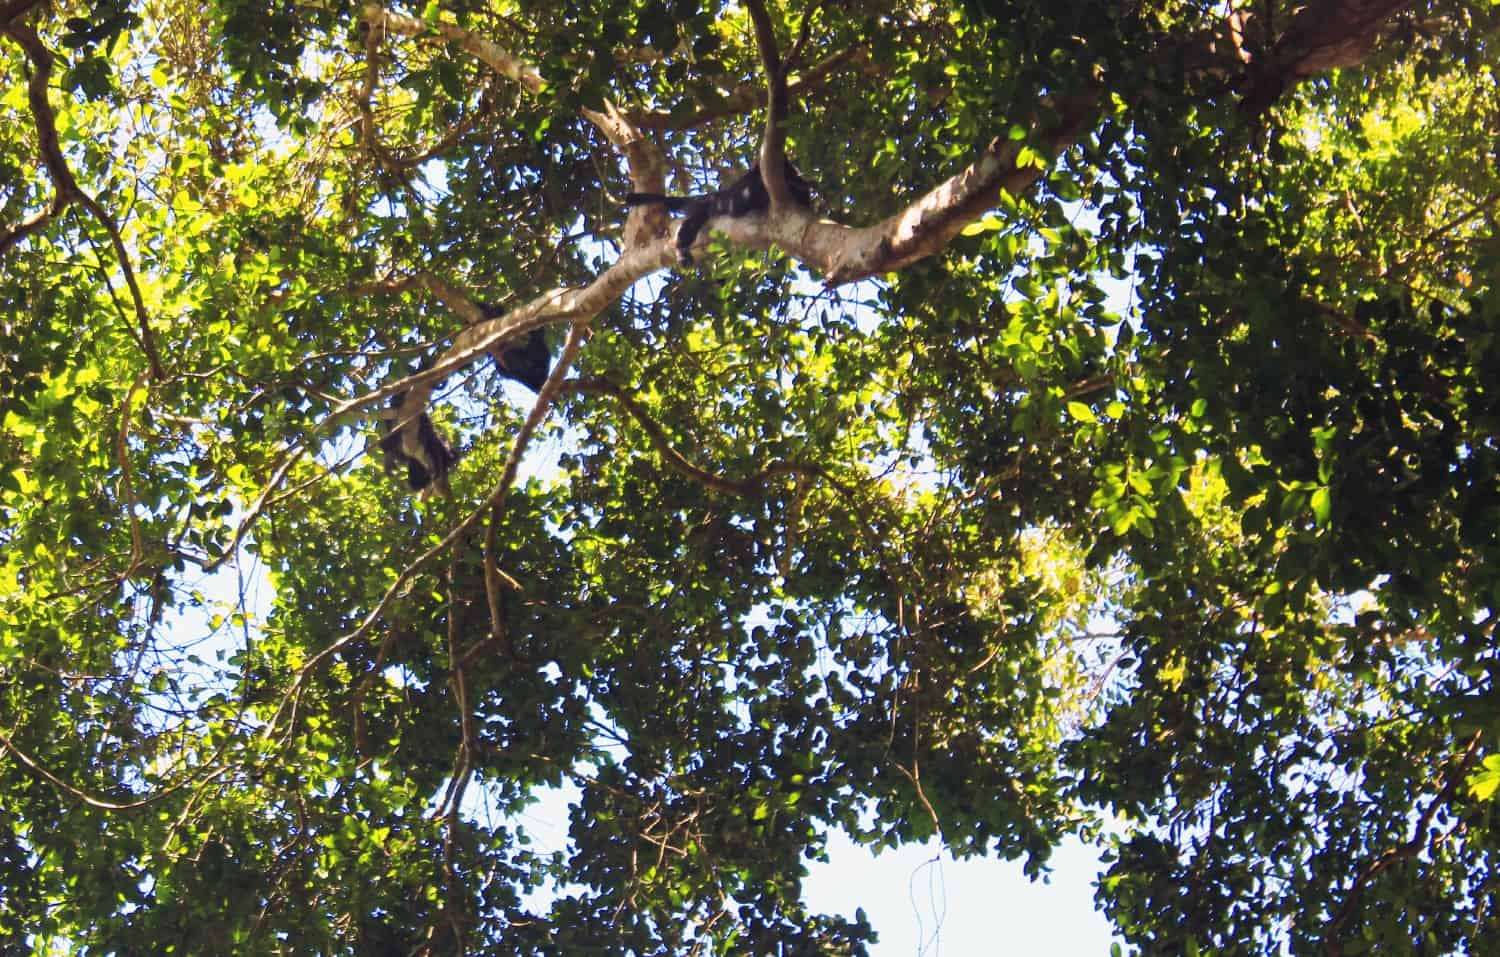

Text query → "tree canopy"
[2,0,1498,953]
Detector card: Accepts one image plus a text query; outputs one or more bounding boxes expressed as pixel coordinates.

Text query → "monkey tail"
[625,192,688,211]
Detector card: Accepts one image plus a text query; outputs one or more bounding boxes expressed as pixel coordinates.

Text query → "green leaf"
[1469,756,1500,801]
[2,5,1491,953]
[1067,401,1097,423]
[961,215,1005,236]
[1311,486,1332,525]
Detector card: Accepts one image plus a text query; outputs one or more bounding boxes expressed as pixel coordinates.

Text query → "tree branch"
[268,320,591,715]
[772,93,1099,286]
[1322,731,1483,956]
[629,47,867,131]
[746,0,793,208]
[363,4,544,95]
[339,0,1424,491]
[1,20,166,379]
[0,0,44,24]
[208,240,676,572]
[784,0,1412,283]
[1239,0,1416,116]
[571,376,825,498]
[0,19,79,257]
[360,3,666,195]
[0,724,193,812]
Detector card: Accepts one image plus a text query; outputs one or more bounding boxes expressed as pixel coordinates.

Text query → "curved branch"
[273,320,591,713]
[0,19,76,258]
[808,94,1099,285]
[353,11,401,176]
[0,724,190,812]
[566,375,919,608]
[0,0,44,24]
[0,21,166,379]
[1240,0,1416,117]
[361,3,665,191]
[1322,731,1483,956]
[746,0,793,208]
[354,15,494,172]
[209,240,677,572]
[629,47,867,131]
[363,4,545,95]
[775,0,1413,283]
[77,191,167,381]
[571,376,825,498]
[359,3,668,255]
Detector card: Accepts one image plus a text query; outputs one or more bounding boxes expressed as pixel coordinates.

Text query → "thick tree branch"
[350,0,1421,481]
[0,19,79,257]
[780,94,1098,286]
[361,4,666,195]
[1239,0,1416,116]
[363,4,544,95]
[390,243,670,417]
[215,237,677,570]
[0,0,45,24]
[270,320,591,719]
[770,0,1412,283]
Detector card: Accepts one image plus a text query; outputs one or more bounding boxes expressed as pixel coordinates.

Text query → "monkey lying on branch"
[625,159,812,265]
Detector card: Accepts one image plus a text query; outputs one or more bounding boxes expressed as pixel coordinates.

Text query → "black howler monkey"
[378,391,459,494]
[380,317,553,493]
[484,307,552,393]
[624,159,812,265]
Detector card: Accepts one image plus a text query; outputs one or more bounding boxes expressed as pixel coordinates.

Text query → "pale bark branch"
[359,3,667,194]
[752,94,1099,286]
[268,320,591,718]
[767,0,1412,282]
[341,0,1420,507]
[213,237,676,573]
[363,4,544,95]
